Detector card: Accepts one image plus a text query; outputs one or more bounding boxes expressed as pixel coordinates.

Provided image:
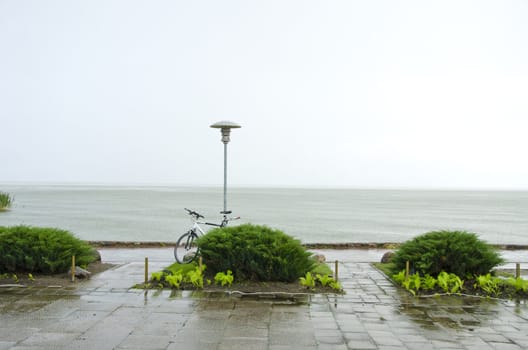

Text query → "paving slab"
[1,248,528,349]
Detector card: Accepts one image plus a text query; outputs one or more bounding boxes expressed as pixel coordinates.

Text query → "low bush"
[390,230,503,277]
[0,192,12,211]
[0,226,98,273]
[197,224,315,282]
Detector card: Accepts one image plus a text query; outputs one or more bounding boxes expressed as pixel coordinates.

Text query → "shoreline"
[88,240,528,250]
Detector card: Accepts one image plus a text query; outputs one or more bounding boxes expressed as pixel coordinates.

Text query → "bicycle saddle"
[220,210,232,214]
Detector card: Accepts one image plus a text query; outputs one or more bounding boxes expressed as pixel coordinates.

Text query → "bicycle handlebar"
[185,208,240,226]
[184,208,204,219]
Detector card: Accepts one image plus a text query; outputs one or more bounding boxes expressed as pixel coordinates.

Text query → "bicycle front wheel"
[174,230,200,264]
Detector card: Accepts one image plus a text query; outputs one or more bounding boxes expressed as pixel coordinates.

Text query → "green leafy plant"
[395,272,422,296]
[437,271,464,293]
[0,192,12,211]
[316,274,334,287]
[186,266,204,288]
[151,271,165,282]
[392,270,465,296]
[198,224,314,282]
[0,226,98,274]
[422,274,437,291]
[506,277,528,293]
[299,272,316,289]
[408,273,421,295]
[390,231,503,277]
[165,273,183,288]
[329,280,342,291]
[474,273,502,297]
[214,270,234,287]
[392,270,406,284]
[28,273,35,281]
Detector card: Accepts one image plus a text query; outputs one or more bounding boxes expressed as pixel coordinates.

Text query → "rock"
[381,251,395,263]
[93,250,102,262]
[314,254,326,263]
[68,266,92,279]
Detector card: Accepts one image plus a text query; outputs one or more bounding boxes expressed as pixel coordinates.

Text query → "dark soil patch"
[0,261,116,287]
[202,281,341,294]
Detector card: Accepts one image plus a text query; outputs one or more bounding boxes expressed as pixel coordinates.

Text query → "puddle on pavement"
[397,295,504,331]
[165,289,312,304]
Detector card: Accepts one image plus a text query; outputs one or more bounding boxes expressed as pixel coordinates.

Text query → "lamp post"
[210,121,241,214]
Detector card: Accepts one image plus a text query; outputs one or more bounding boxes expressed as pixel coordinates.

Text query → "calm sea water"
[1,185,528,245]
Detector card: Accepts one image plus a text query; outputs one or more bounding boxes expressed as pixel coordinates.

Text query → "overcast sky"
[1,1,527,189]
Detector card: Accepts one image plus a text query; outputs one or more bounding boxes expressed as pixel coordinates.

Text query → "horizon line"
[1,181,527,192]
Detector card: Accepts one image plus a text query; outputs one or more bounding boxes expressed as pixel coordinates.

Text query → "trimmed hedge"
[390,230,504,277]
[197,224,315,282]
[0,226,98,273]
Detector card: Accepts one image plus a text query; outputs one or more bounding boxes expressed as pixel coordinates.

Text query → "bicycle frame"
[190,215,230,236]
[185,208,238,232]
[175,208,240,263]
[190,220,207,236]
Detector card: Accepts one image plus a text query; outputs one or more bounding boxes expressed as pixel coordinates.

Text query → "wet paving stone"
[1,260,528,349]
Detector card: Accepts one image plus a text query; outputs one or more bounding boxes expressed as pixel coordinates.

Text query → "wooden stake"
[71,255,76,282]
[199,256,203,271]
[144,257,149,286]
[334,260,339,281]
[405,261,410,281]
[516,263,521,279]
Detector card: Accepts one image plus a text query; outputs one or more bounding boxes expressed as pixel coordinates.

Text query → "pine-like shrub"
[0,226,98,273]
[197,224,314,282]
[390,230,503,277]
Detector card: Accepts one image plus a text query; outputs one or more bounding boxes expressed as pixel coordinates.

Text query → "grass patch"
[311,262,333,276]
[0,192,12,211]
[162,262,199,275]
[372,262,395,278]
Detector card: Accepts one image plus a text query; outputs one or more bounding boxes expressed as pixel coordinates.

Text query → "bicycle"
[174,208,240,263]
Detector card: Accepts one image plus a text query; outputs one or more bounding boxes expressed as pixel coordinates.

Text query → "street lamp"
[210,121,241,214]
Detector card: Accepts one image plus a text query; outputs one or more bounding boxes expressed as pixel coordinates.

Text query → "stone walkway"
[1,250,528,349]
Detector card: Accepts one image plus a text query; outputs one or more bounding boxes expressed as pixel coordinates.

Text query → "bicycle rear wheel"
[174,230,200,264]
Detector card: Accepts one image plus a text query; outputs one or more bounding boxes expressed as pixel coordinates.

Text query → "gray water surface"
[1,185,527,244]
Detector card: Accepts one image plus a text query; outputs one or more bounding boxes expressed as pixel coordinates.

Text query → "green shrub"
[197,224,314,282]
[390,230,503,278]
[0,192,12,211]
[0,226,98,273]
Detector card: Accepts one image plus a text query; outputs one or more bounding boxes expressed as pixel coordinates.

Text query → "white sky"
[1,0,527,189]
